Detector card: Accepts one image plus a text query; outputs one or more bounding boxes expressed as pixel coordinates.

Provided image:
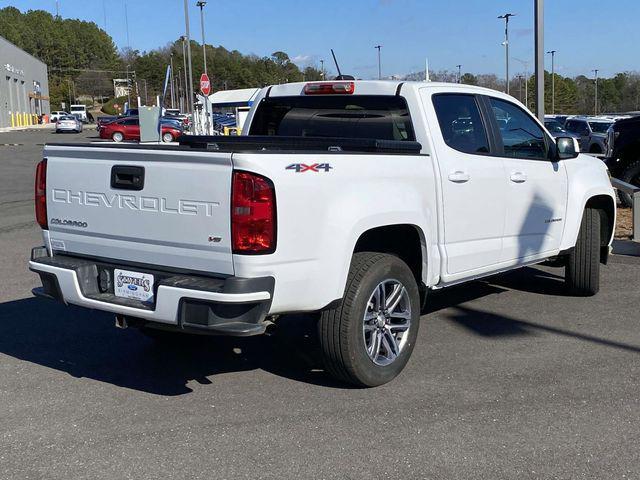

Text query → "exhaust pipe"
[115,314,128,329]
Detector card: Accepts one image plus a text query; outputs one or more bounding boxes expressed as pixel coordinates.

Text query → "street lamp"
[196,0,210,134]
[456,64,462,83]
[320,59,324,79]
[498,13,515,94]
[183,0,195,124]
[374,45,382,80]
[592,69,599,115]
[180,36,189,113]
[546,50,556,114]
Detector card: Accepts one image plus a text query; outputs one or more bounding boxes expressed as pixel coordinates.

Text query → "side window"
[123,119,138,126]
[432,94,490,154]
[489,98,548,160]
[565,120,577,133]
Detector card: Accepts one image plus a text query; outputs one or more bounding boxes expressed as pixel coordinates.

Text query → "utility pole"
[374,45,382,80]
[456,64,462,83]
[181,36,189,113]
[592,69,599,115]
[498,13,515,94]
[534,0,544,121]
[320,59,324,79]
[124,0,130,51]
[517,74,524,103]
[170,53,176,109]
[547,50,556,114]
[183,1,195,126]
[425,58,430,82]
[196,1,210,134]
[126,64,131,107]
[143,79,148,105]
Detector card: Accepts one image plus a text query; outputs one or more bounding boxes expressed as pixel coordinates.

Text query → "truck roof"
[266,80,511,98]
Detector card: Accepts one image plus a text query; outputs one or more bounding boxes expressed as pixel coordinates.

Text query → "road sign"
[200,73,211,96]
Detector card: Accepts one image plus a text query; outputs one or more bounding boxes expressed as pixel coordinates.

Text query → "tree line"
[2,6,638,115]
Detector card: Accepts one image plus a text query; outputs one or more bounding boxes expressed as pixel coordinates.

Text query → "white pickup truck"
[29,81,616,387]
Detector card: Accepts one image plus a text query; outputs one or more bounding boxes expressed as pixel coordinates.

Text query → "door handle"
[510,172,527,183]
[111,165,145,191]
[448,171,470,183]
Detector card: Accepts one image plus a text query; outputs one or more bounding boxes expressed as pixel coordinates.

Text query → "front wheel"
[565,208,601,296]
[318,252,420,387]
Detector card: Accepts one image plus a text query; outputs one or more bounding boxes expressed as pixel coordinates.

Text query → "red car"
[99,117,182,143]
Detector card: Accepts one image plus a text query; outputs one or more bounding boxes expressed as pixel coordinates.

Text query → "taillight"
[304,81,355,95]
[35,159,47,229]
[231,171,276,254]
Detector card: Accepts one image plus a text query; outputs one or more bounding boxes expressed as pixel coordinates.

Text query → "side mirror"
[556,137,579,160]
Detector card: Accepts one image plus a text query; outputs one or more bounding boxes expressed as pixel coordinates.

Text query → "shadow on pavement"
[0,297,338,395]
[1,264,636,396]
[446,304,640,353]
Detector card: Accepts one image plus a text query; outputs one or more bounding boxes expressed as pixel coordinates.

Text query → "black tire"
[565,208,601,296]
[619,160,640,208]
[318,252,420,387]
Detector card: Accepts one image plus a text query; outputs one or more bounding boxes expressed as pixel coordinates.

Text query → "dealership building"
[0,35,50,128]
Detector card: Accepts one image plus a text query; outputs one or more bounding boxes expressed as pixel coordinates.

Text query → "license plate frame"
[114,268,155,303]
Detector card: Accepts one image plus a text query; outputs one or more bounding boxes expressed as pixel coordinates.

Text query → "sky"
[2,0,639,79]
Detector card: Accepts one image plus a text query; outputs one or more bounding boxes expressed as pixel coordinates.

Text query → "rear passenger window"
[432,94,490,154]
[489,98,548,160]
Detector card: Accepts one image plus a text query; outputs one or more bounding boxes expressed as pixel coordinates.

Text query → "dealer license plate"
[114,269,155,302]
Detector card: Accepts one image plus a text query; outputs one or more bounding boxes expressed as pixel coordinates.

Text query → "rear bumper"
[29,247,274,336]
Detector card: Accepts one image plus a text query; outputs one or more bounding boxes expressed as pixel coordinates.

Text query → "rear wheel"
[162,132,174,143]
[619,160,640,208]
[112,131,124,142]
[318,252,420,387]
[565,208,601,296]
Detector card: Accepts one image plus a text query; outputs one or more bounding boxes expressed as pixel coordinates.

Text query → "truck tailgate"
[44,145,234,275]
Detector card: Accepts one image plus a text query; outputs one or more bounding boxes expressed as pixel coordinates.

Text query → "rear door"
[484,96,567,262]
[45,145,235,274]
[423,91,507,276]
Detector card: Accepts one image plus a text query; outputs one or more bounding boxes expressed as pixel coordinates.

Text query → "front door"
[424,91,507,277]
[486,97,568,262]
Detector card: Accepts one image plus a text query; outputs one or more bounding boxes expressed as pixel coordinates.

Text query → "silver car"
[55,115,83,133]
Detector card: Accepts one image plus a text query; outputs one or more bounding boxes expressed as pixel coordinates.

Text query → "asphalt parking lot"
[0,128,639,479]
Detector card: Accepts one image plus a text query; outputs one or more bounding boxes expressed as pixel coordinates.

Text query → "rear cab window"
[431,94,490,154]
[248,95,415,141]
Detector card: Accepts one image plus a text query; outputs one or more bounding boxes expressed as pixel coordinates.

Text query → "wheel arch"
[352,223,428,289]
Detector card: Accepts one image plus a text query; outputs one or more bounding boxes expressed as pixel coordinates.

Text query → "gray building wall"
[0,35,50,128]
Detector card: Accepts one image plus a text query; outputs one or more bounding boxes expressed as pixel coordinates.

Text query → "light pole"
[456,64,462,83]
[498,13,515,94]
[196,0,210,134]
[143,79,148,105]
[183,0,195,126]
[534,0,544,121]
[320,59,324,79]
[170,53,175,109]
[181,36,189,113]
[592,69,599,115]
[547,50,556,114]
[374,45,382,80]
[126,64,131,107]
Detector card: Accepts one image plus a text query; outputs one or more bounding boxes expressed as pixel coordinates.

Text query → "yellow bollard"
[10,112,14,128]
[17,113,21,127]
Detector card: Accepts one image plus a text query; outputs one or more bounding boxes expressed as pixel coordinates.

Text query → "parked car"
[50,111,68,122]
[69,104,88,123]
[96,116,118,132]
[54,115,83,133]
[98,116,183,143]
[564,117,613,154]
[29,81,615,387]
[605,115,640,207]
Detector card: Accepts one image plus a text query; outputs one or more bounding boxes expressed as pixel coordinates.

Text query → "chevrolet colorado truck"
[29,81,616,387]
